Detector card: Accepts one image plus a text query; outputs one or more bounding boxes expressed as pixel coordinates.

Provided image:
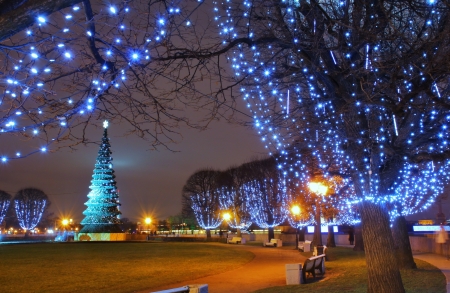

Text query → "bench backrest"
[309,254,325,260]
[303,254,325,271]
[303,259,315,271]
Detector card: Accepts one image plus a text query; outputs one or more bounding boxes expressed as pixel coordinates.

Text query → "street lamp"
[62,219,69,231]
[145,217,152,234]
[308,182,328,196]
[223,212,231,222]
[291,205,301,249]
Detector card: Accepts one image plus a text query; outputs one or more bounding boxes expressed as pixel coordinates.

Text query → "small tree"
[243,157,288,241]
[14,188,48,233]
[0,190,11,227]
[219,166,254,236]
[285,196,314,247]
[182,169,223,240]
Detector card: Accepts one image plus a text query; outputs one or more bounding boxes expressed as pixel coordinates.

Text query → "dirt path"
[141,244,307,293]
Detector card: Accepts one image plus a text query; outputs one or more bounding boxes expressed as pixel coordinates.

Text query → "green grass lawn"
[253,247,446,293]
[0,242,446,293]
[0,242,254,293]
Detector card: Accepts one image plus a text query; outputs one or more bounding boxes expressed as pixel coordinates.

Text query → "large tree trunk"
[206,229,211,241]
[392,216,417,269]
[312,206,322,247]
[353,223,364,251]
[327,225,336,247]
[268,227,275,241]
[237,228,242,237]
[361,202,405,293]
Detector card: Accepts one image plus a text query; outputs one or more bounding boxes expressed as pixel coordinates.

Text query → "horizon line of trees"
[182,155,361,242]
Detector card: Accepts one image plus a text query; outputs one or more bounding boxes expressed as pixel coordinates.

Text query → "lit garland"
[14,199,46,230]
[285,207,315,229]
[0,191,11,226]
[13,188,48,231]
[191,191,222,230]
[219,186,253,230]
[334,203,361,226]
[213,0,450,220]
[243,174,289,229]
[80,122,121,233]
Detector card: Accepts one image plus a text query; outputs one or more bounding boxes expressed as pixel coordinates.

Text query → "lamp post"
[145,217,152,234]
[291,205,301,249]
[309,182,328,248]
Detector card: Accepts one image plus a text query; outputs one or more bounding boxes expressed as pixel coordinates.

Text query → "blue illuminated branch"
[191,193,222,230]
[0,0,83,42]
[244,175,289,229]
[1,0,238,161]
[213,0,450,219]
[219,187,252,230]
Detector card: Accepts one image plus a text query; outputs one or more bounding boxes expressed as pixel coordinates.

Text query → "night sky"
[0,117,267,223]
[1,120,448,224]
[2,115,448,224]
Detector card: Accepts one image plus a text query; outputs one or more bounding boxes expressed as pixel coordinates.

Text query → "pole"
[447,240,449,261]
[295,227,299,250]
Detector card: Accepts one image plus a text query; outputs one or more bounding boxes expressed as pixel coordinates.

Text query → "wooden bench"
[301,254,326,283]
[263,238,282,247]
[313,245,328,256]
[298,240,312,252]
[227,236,242,244]
[151,284,208,293]
[151,286,189,293]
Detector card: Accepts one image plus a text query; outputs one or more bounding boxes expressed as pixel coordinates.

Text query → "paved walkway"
[413,252,450,293]
[141,244,450,293]
[143,244,307,293]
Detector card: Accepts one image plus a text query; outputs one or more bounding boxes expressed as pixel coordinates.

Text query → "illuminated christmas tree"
[80,121,121,233]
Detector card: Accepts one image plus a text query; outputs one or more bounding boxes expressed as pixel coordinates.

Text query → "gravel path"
[141,243,307,293]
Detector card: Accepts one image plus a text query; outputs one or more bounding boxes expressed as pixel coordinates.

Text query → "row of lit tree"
[182,156,360,242]
[183,147,448,270]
